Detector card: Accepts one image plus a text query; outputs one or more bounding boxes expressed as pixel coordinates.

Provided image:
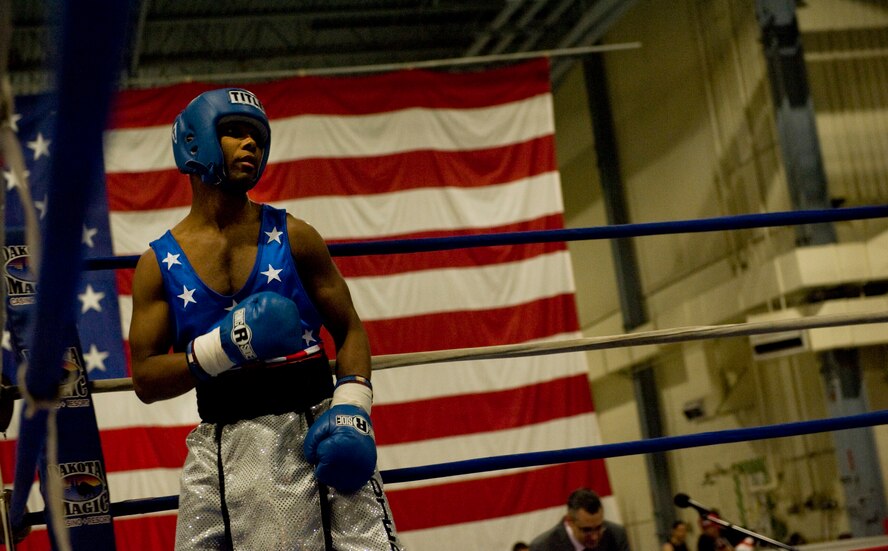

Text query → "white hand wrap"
[332,379,373,414]
[191,327,236,377]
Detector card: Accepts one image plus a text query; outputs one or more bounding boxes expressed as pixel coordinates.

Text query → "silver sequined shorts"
[175,400,404,550]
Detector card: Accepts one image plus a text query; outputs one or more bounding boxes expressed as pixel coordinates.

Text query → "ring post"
[6,1,134,549]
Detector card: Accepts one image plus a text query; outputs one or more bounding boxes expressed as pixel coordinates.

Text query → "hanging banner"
[3,243,116,551]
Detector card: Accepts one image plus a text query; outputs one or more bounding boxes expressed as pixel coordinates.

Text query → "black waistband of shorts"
[195,355,334,424]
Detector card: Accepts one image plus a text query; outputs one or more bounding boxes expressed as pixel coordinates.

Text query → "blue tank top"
[149,204,325,355]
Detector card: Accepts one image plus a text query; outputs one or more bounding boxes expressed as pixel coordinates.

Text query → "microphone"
[675,493,798,551]
[674,493,713,516]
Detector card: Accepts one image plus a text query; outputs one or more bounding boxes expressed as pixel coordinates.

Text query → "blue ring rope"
[22,495,180,526]
[380,409,888,484]
[84,204,888,270]
[17,409,888,524]
[330,204,888,256]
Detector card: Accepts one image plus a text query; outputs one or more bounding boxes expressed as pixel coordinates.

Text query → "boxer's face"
[219,121,265,188]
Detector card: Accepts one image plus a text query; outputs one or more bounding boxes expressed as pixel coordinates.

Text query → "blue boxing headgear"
[172,88,271,187]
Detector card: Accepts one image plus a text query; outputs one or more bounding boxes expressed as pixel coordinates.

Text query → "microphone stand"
[701,513,797,551]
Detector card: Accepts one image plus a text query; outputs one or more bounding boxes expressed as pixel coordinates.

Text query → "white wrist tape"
[192,327,236,377]
[332,382,373,414]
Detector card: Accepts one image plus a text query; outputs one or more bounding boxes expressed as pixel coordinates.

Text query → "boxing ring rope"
[382,409,888,484]
[7,205,888,526]
[83,204,888,271]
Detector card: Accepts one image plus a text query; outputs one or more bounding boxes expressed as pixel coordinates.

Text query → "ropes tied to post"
[0,1,58,547]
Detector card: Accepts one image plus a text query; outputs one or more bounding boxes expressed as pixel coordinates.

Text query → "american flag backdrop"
[1,59,613,550]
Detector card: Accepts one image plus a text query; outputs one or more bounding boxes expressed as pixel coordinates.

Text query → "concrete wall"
[552,0,888,548]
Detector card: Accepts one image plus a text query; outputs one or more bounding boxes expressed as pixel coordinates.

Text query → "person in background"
[697,512,734,551]
[529,488,631,551]
[662,520,688,551]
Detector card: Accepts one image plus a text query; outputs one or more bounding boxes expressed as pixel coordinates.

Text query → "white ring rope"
[73,308,888,394]
[369,308,888,369]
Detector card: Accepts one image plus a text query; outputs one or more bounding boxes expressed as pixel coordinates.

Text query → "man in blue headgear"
[128,88,404,550]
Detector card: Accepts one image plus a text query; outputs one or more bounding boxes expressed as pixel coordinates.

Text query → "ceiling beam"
[127,0,151,77]
[145,3,500,27]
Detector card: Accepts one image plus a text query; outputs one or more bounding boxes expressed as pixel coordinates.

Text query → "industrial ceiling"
[7,0,639,95]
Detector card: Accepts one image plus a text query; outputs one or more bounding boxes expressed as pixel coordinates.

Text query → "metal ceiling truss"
[8,0,639,94]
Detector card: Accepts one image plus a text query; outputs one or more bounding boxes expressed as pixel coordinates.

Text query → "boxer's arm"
[291,216,378,492]
[289,216,371,384]
[129,250,195,403]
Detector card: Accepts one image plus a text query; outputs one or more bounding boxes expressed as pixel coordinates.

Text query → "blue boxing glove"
[304,376,376,493]
[187,291,303,381]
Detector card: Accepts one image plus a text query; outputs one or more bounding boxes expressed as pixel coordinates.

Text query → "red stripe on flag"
[114,515,178,551]
[106,136,556,212]
[364,294,580,355]
[101,425,193,472]
[253,137,557,200]
[121,339,133,376]
[5,515,195,551]
[386,460,612,532]
[106,171,191,211]
[0,439,17,480]
[116,269,134,297]
[3,528,50,550]
[109,59,552,128]
[0,425,192,477]
[0,517,177,551]
[374,374,593,445]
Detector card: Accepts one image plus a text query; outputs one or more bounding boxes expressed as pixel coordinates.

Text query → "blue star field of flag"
[2,93,127,381]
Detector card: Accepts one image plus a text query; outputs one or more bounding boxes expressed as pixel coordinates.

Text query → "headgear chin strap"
[172,88,271,188]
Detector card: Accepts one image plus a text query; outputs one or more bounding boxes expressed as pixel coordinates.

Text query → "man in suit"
[530,488,631,551]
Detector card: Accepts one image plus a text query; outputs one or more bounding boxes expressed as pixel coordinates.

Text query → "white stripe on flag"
[109,205,188,255]
[104,94,555,173]
[377,412,601,473]
[396,504,563,551]
[108,172,563,253]
[93,391,198,430]
[347,250,576,320]
[269,172,564,241]
[373,338,588,404]
[107,467,183,502]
